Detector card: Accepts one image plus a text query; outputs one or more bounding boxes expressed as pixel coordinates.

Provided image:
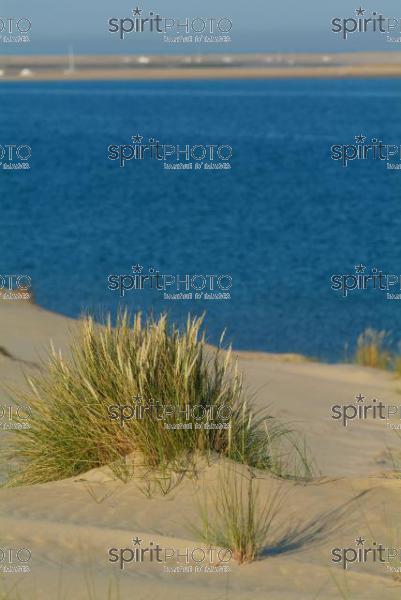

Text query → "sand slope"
[1,302,401,599]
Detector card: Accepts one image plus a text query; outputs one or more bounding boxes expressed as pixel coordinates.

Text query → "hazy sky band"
[1,0,401,53]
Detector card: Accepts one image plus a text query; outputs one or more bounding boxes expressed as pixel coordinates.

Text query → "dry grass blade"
[4,311,315,487]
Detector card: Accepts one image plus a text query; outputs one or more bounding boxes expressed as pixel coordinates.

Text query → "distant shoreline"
[2,52,401,81]
[2,65,401,81]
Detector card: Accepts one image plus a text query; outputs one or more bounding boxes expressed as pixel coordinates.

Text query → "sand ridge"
[1,302,401,599]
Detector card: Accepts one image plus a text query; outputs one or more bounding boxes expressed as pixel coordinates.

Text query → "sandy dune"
[1,302,401,599]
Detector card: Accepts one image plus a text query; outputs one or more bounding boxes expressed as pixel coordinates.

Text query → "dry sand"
[1,301,401,599]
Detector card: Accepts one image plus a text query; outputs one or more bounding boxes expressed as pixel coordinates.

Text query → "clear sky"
[2,0,401,54]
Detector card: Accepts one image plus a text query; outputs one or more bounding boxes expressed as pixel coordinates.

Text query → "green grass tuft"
[4,312,313,486]
[191,464,283,564]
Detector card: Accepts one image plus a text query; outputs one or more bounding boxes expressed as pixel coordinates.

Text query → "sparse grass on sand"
[354,328,392,370]
[3,312,315,487]
[191,464,283,564]
[354,327,401,377]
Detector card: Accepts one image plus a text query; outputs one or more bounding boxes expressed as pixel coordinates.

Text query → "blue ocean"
[1,78,401,361]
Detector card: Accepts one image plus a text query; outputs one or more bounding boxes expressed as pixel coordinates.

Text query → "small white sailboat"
[64,46,76,75]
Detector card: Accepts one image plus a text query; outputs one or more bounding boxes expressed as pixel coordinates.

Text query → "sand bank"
[0,302,401,599]
[2,52,401,81]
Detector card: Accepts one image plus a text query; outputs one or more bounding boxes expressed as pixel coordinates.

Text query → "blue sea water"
[1,78,401,361]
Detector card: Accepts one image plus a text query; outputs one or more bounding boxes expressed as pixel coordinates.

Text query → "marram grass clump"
[4,312,313,486]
